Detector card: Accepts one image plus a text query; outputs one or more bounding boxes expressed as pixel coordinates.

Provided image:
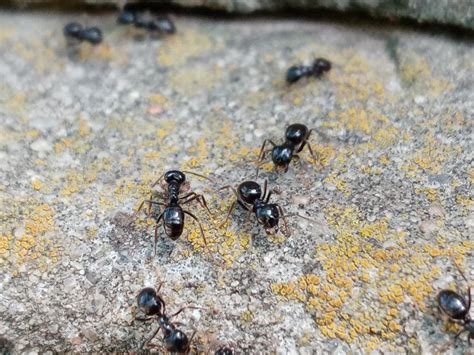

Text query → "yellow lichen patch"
[168,64,221,96]
[0,200,61,274]
[272,203,470,350]
[158,29,213,67]
[400,53,454,98]
[415,187,438,202]
[240,310,254,323]
[312,144,335,167]
[379,155,390,165]
[31,179,42,191]
[324,173,350,197]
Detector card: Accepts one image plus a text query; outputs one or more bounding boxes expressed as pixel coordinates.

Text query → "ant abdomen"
[163,329,190,353]
[137,287,163,316]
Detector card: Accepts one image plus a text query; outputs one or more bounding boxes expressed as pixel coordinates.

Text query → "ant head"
[165,170,186,184]
[312,58,331,75]
[255,204,280,231]
[63,22,83,38]
[117,10,135,25]
[163,329,190,352]
[155,16,176,34]
[137,287,164,316]
[271,145,293,168]
[285,124,308,145]
[238,181,262,204]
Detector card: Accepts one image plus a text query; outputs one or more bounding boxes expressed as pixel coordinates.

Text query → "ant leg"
[306,142,318,166]
[180,192,213,216]
[181,170,216,184]
[454,328,467,339]
[153,212,165,256]
[277,206,291,237]
[141,326,162,349]
[169,305,203,319]
[217,185,240,201]
[144,200,166,207]
[296,129,313,151]
[150,172,166,188]
[220,201,236,228]
[284,212,317,224]
[183,210,214,260]
[256,139,276,178]
[262,179,268,200]
[187,330,197,353]
[129,199,146,226]
[257,139,276,162]
[135,316,153,322]
[453,263,471,310]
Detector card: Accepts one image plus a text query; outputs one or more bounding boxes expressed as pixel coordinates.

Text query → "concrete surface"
[0,10,473,354]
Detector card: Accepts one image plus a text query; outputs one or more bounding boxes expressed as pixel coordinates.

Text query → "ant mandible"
[63,22,103,45]
[132,170,212,256]
[436,264,473,345]
[256,123,317,177]
[136,285,199,352]
[218,179,292,237]
[286,57,331,84]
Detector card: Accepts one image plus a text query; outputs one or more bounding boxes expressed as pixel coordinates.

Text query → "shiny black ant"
[117,10,176,35]
[136,285,199,352]
[286,57,331,84]
[437,264,473,345]
[218,179,312,238]
[256,123,317,176]
[63,22,103,45]
[132,170,212,256]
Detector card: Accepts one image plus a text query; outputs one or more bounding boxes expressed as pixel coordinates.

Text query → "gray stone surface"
[0,11,473,354]
[8,0,474,30]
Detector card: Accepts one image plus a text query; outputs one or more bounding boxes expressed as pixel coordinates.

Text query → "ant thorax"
[158,178,191,196]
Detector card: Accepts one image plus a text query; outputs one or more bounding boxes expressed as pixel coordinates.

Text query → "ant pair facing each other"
[136,285,200,352]
[218,179,313,239]
[63,22,103,45]
[117,9,176,35]
[437,264,473,345]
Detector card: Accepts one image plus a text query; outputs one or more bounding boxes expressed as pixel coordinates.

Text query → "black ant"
[136,285,199,352]
[117,10,176,35]
[286,57,331,84]
[256,123,317,176]
[218,179,312,238]
[132,170,212,256]
[436,264,473,345]
[63,22,103,45]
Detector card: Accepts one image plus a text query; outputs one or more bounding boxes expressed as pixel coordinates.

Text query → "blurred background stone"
[4,0,474,30]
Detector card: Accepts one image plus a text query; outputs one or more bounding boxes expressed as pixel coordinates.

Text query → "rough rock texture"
[0,11,473,354]
[7,0,474,30]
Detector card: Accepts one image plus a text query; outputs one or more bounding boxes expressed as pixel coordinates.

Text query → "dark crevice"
[0,1,473,39]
